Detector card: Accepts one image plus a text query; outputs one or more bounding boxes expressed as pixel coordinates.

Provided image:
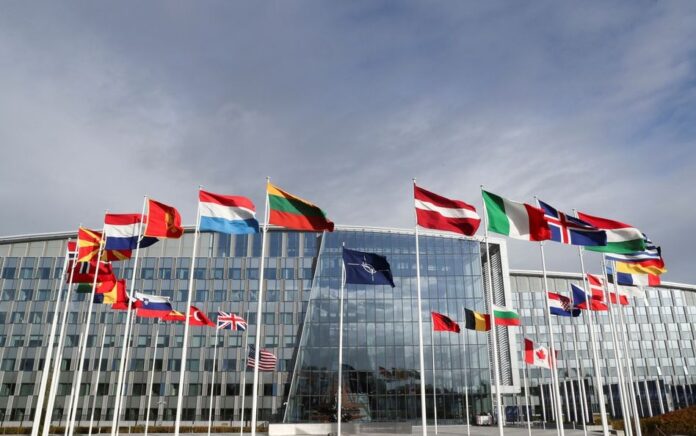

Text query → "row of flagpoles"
[29,178,667,436]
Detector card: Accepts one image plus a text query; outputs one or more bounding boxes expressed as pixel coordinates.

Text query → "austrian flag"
[414,185,480,236]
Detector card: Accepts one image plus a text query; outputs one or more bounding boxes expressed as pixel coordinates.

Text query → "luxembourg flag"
[104,213,158,250]
[134,292,174,318]
[198,190,260,235]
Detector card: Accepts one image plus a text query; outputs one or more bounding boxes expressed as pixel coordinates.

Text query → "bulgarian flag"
[267,183,334,232]
[482,191,550,241]
[493,305,521,326]
[577,212,646,254]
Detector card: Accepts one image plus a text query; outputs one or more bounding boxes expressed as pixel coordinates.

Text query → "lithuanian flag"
[267,183,334,232]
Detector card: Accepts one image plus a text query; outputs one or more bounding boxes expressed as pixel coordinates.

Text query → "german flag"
[463,308,491,331]
[267,183,334,232]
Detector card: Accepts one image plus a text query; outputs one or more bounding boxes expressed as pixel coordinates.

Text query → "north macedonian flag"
[77,227,132,262]
[267,182,334,232]
[144,199,184,239]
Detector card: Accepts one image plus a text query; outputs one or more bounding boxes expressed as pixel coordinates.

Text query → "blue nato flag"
[342,247,395,287]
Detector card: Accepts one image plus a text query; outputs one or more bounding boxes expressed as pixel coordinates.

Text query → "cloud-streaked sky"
[1,2,694,281]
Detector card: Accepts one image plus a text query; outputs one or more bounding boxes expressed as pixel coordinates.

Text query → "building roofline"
[510,268,696,292]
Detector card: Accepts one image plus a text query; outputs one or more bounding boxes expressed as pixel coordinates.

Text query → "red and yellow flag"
[144,199,184,238]
[267,183,334,232]
[77,227,131,262]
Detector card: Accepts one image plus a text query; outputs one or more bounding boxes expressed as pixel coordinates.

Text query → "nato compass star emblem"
[347,255,387,283]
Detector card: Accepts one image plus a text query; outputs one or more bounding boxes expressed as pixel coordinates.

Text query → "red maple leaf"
[536,349,546,360]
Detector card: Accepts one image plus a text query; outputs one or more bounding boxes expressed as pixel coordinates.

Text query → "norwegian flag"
[247,345,277,371]
[538,199,607,246]
[217,311,247,331]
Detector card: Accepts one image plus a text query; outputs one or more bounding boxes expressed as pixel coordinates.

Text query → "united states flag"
[217,311,247,331]
[247,345,277,371]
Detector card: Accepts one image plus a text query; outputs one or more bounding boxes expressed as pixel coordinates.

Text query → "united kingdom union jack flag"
[538,199,607,246]
[217,311,247,331]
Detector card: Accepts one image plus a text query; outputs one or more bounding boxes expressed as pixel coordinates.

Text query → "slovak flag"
[548,292,580,317]
[104,214,158,250]
[188,306,215,327]
[134,292,174,318]
[199,190,260,235]
[538,200,607,246]
[524,338,552,369]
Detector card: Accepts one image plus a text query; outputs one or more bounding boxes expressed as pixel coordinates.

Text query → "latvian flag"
[247,345,277,371]
[414,185,480,236]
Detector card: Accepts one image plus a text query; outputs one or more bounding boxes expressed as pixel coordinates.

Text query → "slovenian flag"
[134,292,175,318]
[104,213,158,250]
[199,190,259,235]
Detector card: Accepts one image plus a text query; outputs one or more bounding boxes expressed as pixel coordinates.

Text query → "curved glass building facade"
[0,226,692,429]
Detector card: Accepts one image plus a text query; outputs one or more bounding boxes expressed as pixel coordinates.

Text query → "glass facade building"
[0,227,692,428]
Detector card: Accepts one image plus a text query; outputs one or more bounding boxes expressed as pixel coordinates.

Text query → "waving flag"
[163,310,186,322]
[66,260,115,284]
[77,227,132,262]
[104,213,158,250]
[493,305,521,326]
[578,212,646,254]
[482,190,550,241]
[267,182,334,232]
[342,247,395,287]
[548,292,580,317]
[93,280,127,305]
[134,292,174,318]
[217,311,247,331]
[431,311,461,333]
[247,345,277,371]
[524,339,552,369]
[463,308,491,331]
[144,199,184,239]
[606,236,666,275]
[571,283,607,312]
[188,306,215,327]
[538,200,606,246]
[199,190,259,234]
[414,185,480,236]
[607,264,661,287]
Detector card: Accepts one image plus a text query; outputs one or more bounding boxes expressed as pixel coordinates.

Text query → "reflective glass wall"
[284,229,492,423]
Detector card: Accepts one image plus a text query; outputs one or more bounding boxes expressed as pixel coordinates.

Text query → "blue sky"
[0,1,694,281]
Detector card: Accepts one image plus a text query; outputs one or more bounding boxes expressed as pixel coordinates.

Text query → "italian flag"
[493,305,521,327]
[578,212,646,254]
[267,183,334,232]
[482,191,550,241]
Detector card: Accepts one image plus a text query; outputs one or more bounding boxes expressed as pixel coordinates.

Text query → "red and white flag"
[524,338,552,369]
[414,185,480,236]
[188,306,215,327]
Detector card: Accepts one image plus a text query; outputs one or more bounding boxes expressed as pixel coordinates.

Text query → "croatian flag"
[104,213,158,250]
[538,200,607,246]
[134,292,174,318]
[548,291,580,317]
[199,190,260,235]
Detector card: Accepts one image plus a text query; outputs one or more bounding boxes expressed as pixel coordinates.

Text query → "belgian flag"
[464,308,491,332]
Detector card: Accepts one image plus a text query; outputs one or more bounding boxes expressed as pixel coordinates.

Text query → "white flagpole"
[239,308,251,436]
[643,379,653,417]
[459,308,470,436]
[88,327,107,436]
[118,309,138,427]
[479,185,504,436]
[572,327,589,436]
[175,191,202,436]
[208,321,220,436]
[617,294,643,423]
[430,326,438,434]
[144,323,160,436]
[563,378,572,425]
[111,197,148,436]
[337,244,346,436]
[538,241,565,436]
[559,338,577,425]
[573,236,610,436]
[31,240,71,436]
[43,236,81,436]
[63,329,86,435]
[655,366,665,415]
[68,224,107,436]
[251,177,271,436]
[522,365,531,436]
[599,257,633,436]
[540,376,547,428]
[412,180,429,436]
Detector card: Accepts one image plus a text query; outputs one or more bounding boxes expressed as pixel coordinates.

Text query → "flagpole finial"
[412,178,416,184]
[198,185,203,191]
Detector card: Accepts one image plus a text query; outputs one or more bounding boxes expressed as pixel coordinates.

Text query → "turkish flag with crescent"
[144,199,184,239]
[188,306,215,327]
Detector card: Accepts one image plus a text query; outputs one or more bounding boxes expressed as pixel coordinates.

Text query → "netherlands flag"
[104,213,158,250]
[199,190,259,235]
[134,292,174,318]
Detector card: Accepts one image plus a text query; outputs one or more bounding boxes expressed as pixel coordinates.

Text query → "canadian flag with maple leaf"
[524,338,553,369]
